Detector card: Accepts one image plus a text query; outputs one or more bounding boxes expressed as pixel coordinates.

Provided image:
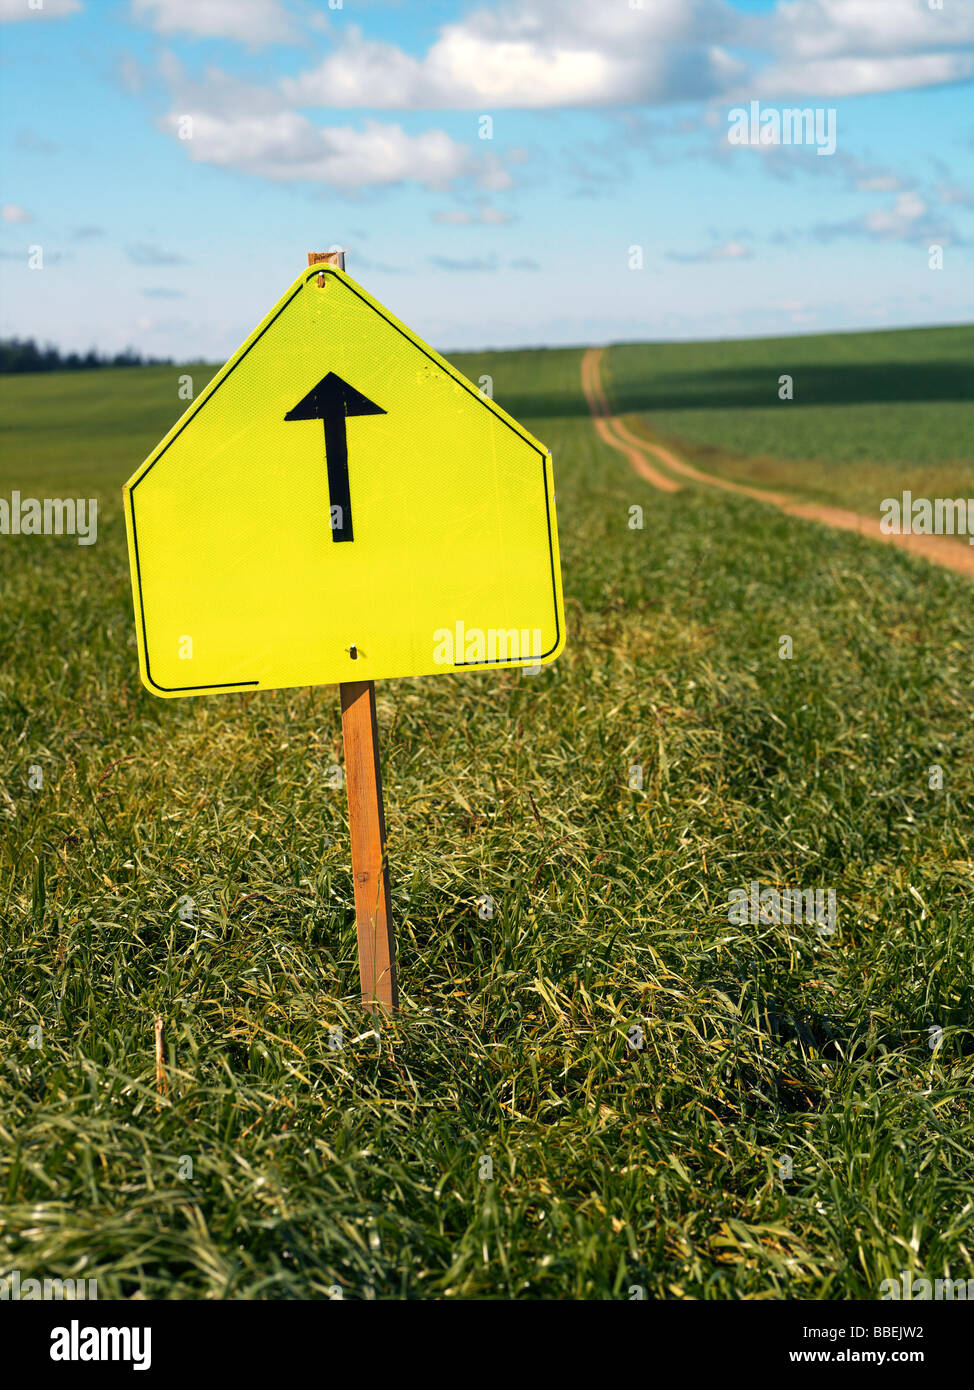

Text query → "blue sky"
[1,0,972,358]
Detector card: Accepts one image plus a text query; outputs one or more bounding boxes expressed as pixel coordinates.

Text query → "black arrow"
[284,372,385,543]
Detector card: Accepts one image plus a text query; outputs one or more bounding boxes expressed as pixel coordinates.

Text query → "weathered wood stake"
[308,250,398,1014]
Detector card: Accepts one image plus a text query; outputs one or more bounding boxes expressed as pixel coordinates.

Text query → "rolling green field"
[1,328,973,1299]
[597,326,974,516]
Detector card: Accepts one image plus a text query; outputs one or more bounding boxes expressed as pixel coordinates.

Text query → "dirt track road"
[581,346,974,580]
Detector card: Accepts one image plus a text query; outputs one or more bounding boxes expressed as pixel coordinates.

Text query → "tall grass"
[1,340,972,1298]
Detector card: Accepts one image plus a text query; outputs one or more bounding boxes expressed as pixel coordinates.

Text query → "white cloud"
[864,190,926,235]
[162,110,513,191]
[1,203,32,222]
[667,238,753,262]
[282,2,745,109]
[741,0,974,97]
[754,50,974,98]
[145,0,974,211]
[156,50,518,193]
[277,0,974,109]
[0,0,80,20]
[159,51,287,118]
[814,188,968,245]
[131,0,297,45]
[767,0,974,61]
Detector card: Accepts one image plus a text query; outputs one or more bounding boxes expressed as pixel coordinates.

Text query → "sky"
[0,0,972,359]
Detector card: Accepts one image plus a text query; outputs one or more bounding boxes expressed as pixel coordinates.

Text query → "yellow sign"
[124,262,565,698]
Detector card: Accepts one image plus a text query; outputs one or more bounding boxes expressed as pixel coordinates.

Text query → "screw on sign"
[122,248,567,1011]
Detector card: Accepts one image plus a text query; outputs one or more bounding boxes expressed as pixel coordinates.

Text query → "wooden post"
[340,680,398,1012]
[308,250,398,1014]
[154,1016,168,1100]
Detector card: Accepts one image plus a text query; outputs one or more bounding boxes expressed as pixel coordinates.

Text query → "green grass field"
[599,326,974,516]
[1,328,972,1299]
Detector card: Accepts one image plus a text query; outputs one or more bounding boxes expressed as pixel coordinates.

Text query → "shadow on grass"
[500,360,974,422]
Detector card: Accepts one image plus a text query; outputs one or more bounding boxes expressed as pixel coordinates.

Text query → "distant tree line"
[0,337,172,373]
